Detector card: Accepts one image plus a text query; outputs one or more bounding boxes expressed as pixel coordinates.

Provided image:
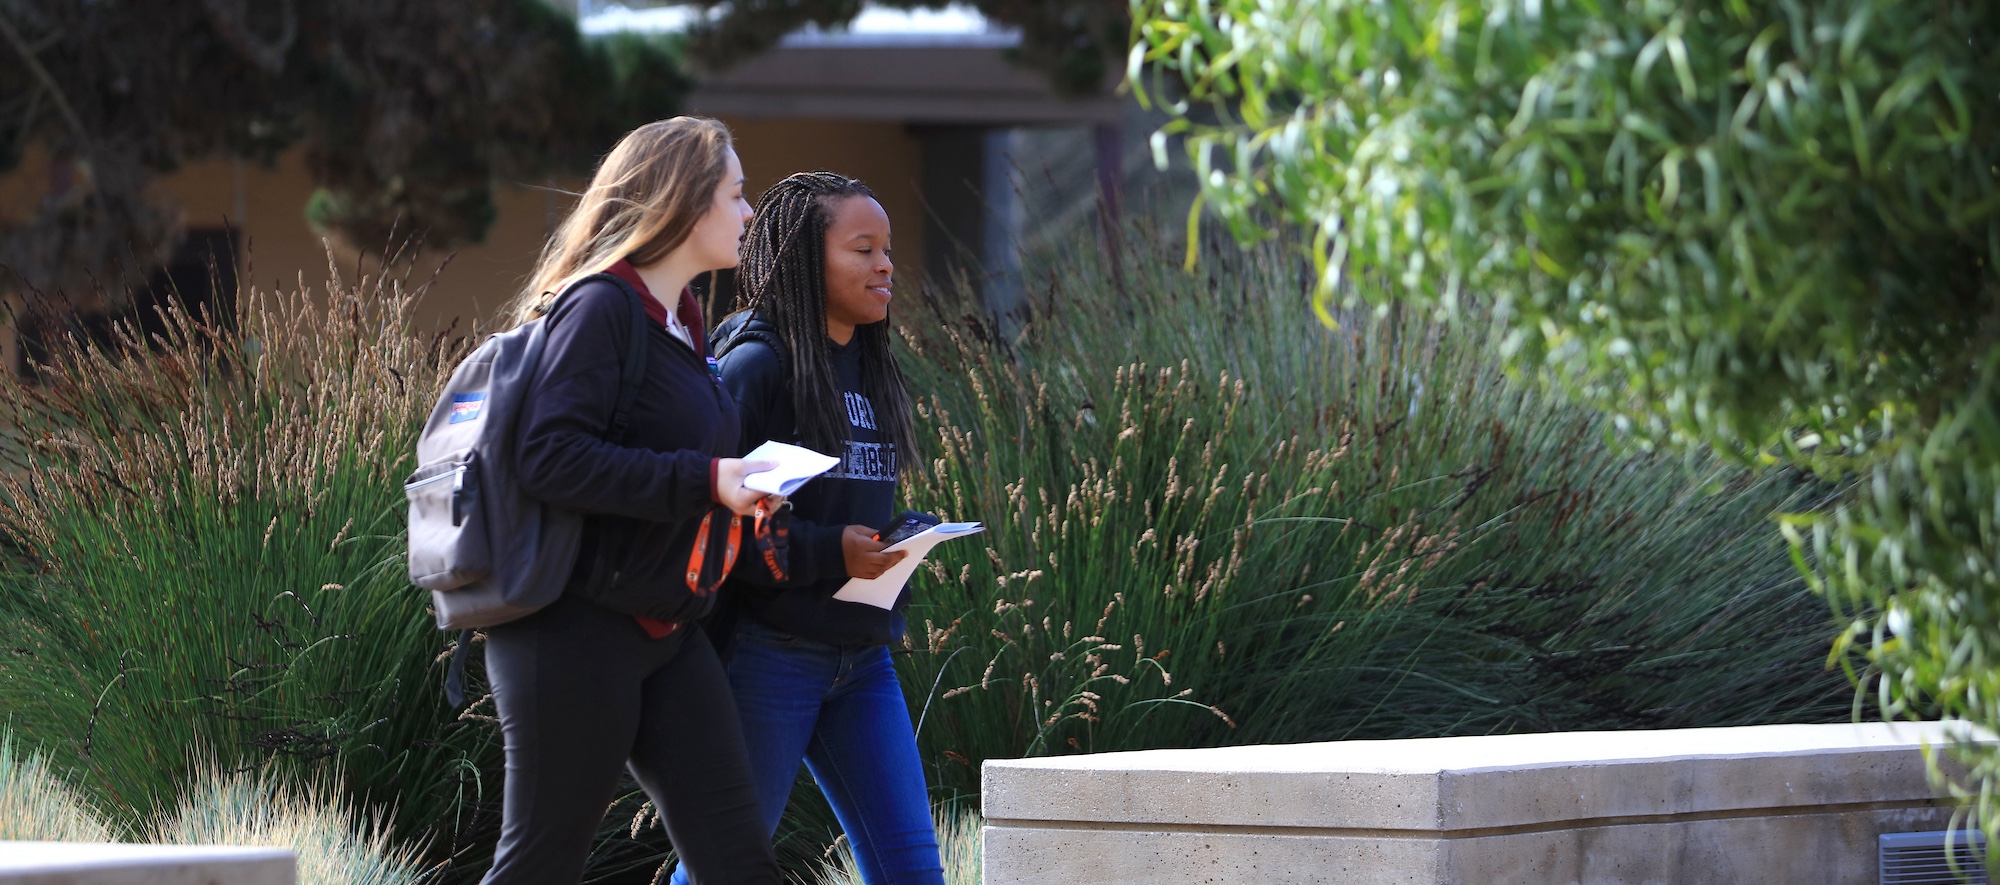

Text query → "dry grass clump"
[0,729,120,842]
[3,726,428,884]
[152,766,430,885]
[811,805,982,885]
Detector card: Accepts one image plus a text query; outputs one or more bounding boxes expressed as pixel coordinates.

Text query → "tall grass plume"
[0,253,498,873]
[890,217,1848,798]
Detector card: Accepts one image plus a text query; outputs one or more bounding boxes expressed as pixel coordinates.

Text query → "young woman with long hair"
[668,171,942,885]
[484,116,783,885]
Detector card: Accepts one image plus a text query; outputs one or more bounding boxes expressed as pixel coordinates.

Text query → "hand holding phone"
[843,525,906,579]
[875,510,940,545]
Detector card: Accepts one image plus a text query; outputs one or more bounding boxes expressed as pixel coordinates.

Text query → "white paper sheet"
[740,441,840,497]
[832,522,985,609]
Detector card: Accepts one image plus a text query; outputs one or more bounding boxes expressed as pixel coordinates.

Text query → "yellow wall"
[2,117,927,338]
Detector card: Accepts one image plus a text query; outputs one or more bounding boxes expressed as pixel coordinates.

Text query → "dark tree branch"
[0,7,86,151]
[1,0,694,290]
[197,0,297,74]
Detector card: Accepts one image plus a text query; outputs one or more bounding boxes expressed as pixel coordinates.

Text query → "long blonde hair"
[505,116,734,327]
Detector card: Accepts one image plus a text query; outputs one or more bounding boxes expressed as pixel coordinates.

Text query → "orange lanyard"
[685,510,741,596]
[684,500,791,596]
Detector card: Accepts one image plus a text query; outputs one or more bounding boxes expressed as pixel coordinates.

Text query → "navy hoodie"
[712,311,905,646]
[514,266,740,627]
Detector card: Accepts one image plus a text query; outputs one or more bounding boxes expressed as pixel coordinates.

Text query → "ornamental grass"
[810,805,982,885]
[2,725,428,884]
[0,727,119,842]
[151,765,429,885]
[888,217,1849,800]
[0,257,497,877]
[0,212,1850,883]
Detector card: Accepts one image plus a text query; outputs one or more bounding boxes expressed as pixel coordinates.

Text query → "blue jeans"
[669,618,944,885]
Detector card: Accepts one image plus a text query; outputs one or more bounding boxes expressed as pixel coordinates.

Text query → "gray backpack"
[405,273,648,702]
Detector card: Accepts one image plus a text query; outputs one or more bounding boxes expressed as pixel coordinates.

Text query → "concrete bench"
[0,842,295,885]
[982,722,1981,884]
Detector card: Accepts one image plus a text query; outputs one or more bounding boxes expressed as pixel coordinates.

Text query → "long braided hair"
[732,171,917,463]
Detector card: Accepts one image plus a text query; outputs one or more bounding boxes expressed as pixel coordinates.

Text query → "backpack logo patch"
[449,393,487,424]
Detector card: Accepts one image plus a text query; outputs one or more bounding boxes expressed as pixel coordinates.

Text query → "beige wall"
[726,116,927,299]
[153,151,562,334]
[1,117,927,339]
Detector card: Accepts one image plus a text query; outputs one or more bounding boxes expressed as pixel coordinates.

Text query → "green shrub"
[0,265,497,872]
[0,727,120,842]
[891,218,1849,799]
[1132,0,1999,846]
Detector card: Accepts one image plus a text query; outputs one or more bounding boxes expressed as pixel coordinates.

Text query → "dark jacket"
[515,274,740,624]
[712,311,905,646]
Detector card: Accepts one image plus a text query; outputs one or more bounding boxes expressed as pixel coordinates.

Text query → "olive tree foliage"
[1133,0,2000,808]
[0,0,687,301]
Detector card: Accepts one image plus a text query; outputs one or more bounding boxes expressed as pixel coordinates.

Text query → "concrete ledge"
[0,842,296,885]
[983,722,1983,885]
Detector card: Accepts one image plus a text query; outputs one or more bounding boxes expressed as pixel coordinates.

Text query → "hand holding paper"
[714,458,779,515]
[833,522,984,609]
[740,441,839,497]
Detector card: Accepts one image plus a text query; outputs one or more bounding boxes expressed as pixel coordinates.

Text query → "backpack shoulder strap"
[569,272,651,444]
[712,313,791,378]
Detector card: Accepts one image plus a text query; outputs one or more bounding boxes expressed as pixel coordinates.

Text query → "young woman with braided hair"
[667,172,944,885]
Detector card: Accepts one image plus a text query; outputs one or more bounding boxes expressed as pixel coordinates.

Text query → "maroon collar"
[604,259,709,358]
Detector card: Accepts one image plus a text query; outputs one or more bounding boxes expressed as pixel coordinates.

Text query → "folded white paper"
[741,441,840,497]
[833,522,985,609]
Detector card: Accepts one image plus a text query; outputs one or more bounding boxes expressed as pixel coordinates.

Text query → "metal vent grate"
[1881,830,1990,884]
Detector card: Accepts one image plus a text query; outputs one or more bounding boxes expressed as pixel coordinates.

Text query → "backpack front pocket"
[406,449,490,590]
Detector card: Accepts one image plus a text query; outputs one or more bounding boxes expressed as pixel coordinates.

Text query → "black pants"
[481,594,781,885]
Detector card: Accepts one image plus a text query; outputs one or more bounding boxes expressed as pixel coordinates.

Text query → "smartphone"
[876,510,940,545]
